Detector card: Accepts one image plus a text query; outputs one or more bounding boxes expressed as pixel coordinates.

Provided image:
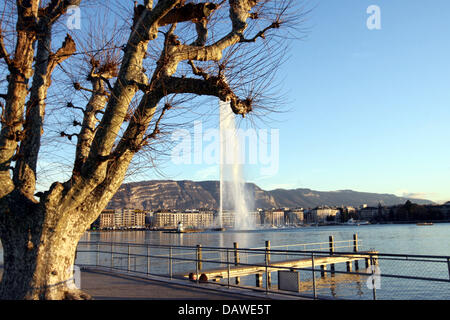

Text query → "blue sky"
[266,0,450,203]
[33,1,450,204]
[147,0,450,203]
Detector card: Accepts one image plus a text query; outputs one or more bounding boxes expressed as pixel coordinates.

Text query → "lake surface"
[1,223,449,299]
[80,223,450,256]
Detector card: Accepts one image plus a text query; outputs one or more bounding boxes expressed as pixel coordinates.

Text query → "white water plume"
[217,100,254,230]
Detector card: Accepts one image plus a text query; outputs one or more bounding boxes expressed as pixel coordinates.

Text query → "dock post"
[329,236,335,275]
[255,273,263,288]
[234,242,240,285]
[320,265,327,278]
[365,256,371,268]
[265,240,271,289]
[346,260,353,272]
[353,234,359,270]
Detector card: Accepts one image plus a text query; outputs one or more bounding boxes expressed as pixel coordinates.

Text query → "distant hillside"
[107,180,433,210]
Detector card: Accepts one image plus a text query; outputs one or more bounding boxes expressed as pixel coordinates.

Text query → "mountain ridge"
[106,180,434,210]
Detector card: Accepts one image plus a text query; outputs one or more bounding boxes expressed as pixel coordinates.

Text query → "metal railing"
[75,239,450,300]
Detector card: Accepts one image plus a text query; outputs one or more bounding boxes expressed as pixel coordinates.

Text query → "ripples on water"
[1,223,449,299]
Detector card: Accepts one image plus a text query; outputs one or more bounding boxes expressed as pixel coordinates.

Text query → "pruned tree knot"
[26,240,34,250]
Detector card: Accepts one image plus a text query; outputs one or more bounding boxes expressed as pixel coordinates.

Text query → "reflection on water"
[1,223,449,299]
[76,223,450,300]
[80,223,450,256]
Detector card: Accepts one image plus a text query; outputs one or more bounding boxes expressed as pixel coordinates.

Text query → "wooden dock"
[184,251,378,281]
[183,235,379,288]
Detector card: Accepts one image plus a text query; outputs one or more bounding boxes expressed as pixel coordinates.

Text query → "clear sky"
[33,1,450,204]
[140,0,450,204]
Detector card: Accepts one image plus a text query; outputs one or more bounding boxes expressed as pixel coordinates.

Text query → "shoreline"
[87,220,450,232]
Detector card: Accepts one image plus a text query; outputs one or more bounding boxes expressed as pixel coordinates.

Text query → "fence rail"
[75,236,450,300]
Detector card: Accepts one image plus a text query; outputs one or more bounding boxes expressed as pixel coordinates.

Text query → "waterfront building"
[285,208,304,224]
[357,206,379,221]
[93,209,147,229]
[262,209,285,226]
[152,210,215,229]
[305,206,340,223]
[94,209,117,229]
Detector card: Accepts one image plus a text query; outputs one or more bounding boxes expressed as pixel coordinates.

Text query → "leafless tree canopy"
[0,0,306,299]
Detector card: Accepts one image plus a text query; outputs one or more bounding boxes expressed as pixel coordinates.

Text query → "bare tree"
[0,0,304,299]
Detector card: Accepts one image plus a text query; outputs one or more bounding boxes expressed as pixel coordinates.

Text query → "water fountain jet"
[217,100,254,230]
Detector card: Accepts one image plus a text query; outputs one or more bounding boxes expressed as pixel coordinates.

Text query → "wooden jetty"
[183,234,379,288]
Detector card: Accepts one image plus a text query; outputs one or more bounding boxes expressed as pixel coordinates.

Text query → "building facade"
[152,210,215,229]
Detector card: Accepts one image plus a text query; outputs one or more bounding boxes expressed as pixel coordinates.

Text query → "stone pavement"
[80,268,268,300]
[1,266,295,300]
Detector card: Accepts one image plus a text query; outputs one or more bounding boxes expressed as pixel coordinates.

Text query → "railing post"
[233,242,240,285]
[96,242,99,267]
[371,255,377,300]
[196,244,202,273]
[147,245,150,276]
[111,243,114,270]
[128,244,131,272]
[227,249,230,289]
[265,240,271,289]
[196,245,201,284]
[447,258,450,281]
[353,234,359,270]
[169,246,173,279]
[329,235,335,275]
[311,252,317,299]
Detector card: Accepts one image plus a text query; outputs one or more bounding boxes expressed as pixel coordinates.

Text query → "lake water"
[80,223,450,256]
[77,223,450,300]
[1,223,449,299]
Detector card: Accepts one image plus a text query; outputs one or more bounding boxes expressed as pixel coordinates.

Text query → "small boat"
[416,222,433,226]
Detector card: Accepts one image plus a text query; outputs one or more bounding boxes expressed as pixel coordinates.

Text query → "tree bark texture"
[0,0,292,299]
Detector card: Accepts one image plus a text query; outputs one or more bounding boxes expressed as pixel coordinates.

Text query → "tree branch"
[13,33,76,196]
[161,75,252,115]
[0,28,12,67]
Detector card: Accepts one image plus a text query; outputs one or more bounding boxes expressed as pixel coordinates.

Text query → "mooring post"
[233,242,240,285]
[320,264,327,278]
[265,240,271,289]
[346,260,353,272]
[329,235,335,275]
[353,234,359,270]
[255,273,263,288]
[365,256,371,268]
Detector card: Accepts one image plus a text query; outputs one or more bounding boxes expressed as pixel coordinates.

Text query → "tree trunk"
[0,191,92,300]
